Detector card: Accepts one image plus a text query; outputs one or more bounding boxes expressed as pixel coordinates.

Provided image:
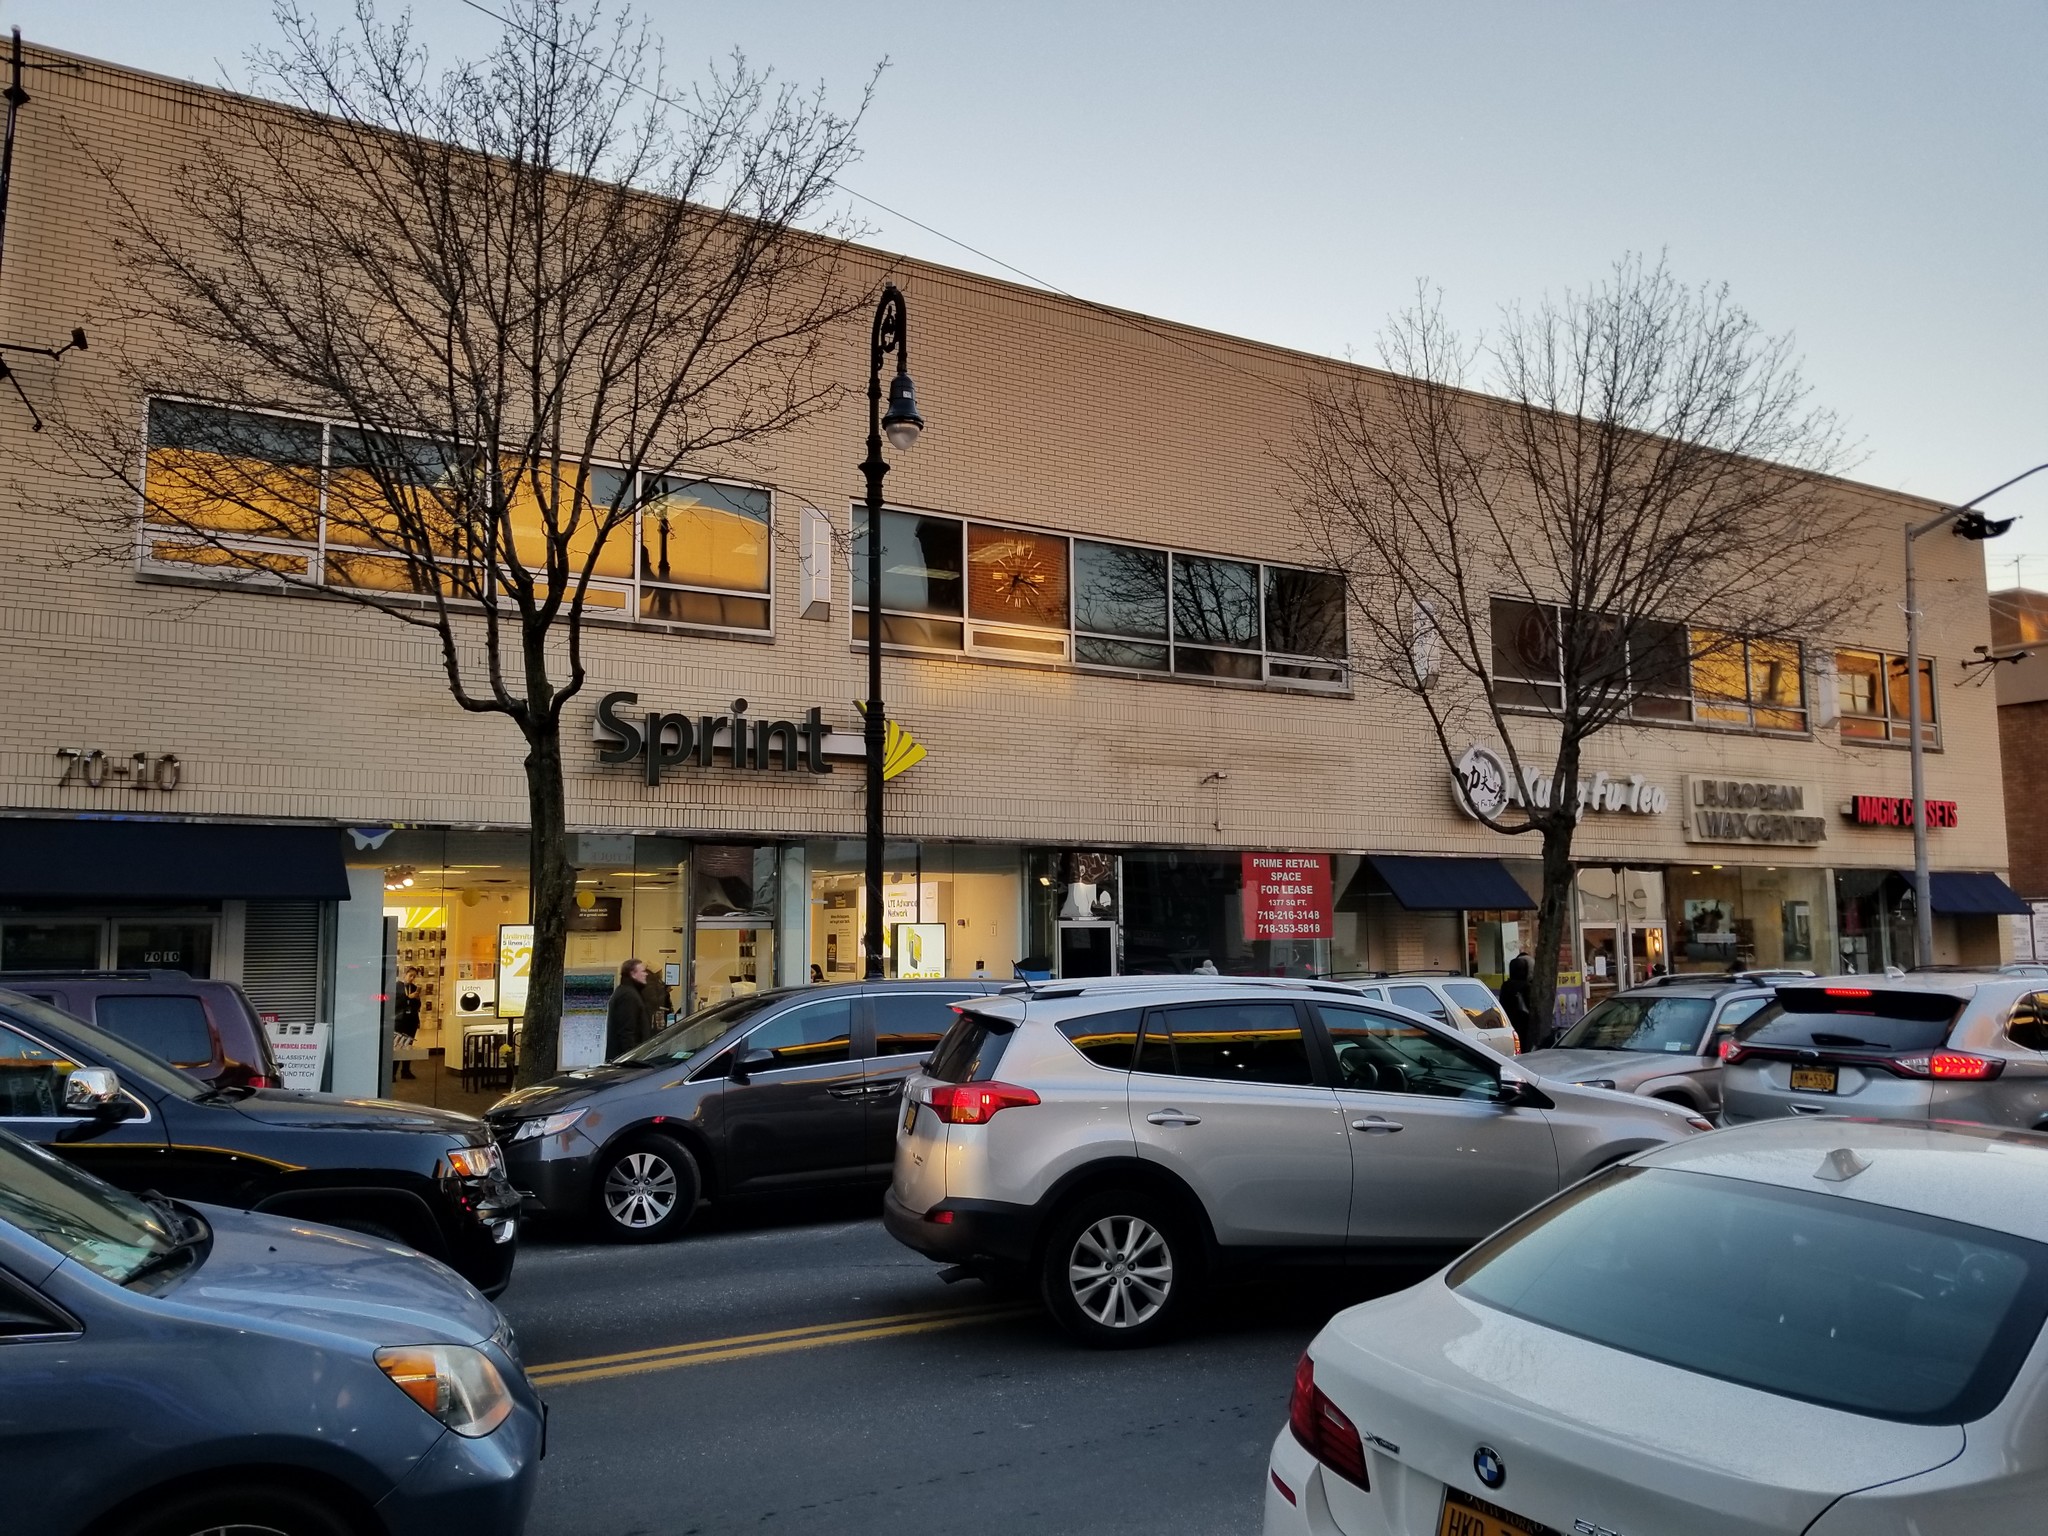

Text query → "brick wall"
[2000,700,2048,897]
[0,42,2015,889]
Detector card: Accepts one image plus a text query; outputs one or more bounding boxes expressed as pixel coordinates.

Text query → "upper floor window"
[1837,648,1937,747]
[854,507,1347,690]
[140,401,772,635]
[1490,597,1806,735]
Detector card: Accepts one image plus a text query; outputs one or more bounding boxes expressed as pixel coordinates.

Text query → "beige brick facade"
[0,45,2016,977]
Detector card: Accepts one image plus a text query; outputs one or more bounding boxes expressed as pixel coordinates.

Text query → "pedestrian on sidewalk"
[1500,953,1540,1053]
[393,970,422,1080]
[607,958,653,1059]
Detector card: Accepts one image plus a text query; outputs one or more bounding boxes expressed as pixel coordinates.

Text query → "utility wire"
[448,0,1326,406]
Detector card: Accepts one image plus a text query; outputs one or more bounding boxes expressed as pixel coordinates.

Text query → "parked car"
[486,978,1005,1241]
[1724,972,2048,1130]
[1265,1118,2048,1536]
[0,1125,543,1536]
[1320,972,1518,1055]
[0,968,281,1088]
[1519,973,1789,1114]
[0,988,521,1295]
[884,976,1708,1345]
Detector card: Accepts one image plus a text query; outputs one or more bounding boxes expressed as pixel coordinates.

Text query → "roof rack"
[1640,969,1814,988]
[1317,969,1471,982]
[1017,974,1362,1001]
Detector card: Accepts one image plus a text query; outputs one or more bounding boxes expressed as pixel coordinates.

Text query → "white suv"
[884,977,1707,1346]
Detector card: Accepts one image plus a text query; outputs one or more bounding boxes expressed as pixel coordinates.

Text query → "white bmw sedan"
[1264,1118,2048,1536]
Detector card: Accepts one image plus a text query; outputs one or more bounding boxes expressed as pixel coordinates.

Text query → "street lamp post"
[859,284,924,979]
[1903,462,2046,964]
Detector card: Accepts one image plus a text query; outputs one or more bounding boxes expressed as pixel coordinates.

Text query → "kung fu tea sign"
[1241,853,1333,941]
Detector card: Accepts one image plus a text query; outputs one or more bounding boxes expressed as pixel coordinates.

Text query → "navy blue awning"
[1904,870,2031,916]
[1365,855,1536,912]
[0,819,350,901]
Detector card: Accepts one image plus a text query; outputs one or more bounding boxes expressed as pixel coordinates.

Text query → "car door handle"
[1146,1111,1202,1126]
[827,1085,867,1099]
[1351,1116,1404,1133]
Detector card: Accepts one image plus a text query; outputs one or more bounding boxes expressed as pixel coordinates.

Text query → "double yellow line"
[528,1302,1031,1388]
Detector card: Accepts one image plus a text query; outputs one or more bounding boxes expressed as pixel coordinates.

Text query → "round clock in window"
[969,528,1069,627]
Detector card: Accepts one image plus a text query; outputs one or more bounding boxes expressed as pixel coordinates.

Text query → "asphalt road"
[500,1195,1427,1535]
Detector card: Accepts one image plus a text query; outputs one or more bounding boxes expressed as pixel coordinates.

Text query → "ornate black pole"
[860,284,923,978]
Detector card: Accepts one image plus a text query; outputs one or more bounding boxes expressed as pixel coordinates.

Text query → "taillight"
[1825,987,1873,998]
[1717,1038,1736,1062]
[927,1081,1040,1124]
[1288,1354,1369,1490]
[1892,1051,2003,1081]
[246,1074,273,1089]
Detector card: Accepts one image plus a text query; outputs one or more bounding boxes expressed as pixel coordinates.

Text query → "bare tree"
[1291,255,1864,1038]
[56,0,872,1083]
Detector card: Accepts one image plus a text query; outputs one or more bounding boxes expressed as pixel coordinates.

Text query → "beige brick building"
[0,44,2018,1094]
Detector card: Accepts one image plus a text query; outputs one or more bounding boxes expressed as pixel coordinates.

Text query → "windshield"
[0,1127,181,1284]
[0,992,203,1101]
[616,992,789,1065]
[1452,1165,2048,1424]
[1556,995,1712,1054]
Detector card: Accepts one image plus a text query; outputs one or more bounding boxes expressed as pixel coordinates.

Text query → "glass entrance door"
[1581,925,1620,1002]
[692,923,772,1012]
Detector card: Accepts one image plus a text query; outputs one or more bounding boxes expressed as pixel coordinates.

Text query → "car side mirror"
[63,1067,122,1115]
[729,1048,775,1084]
[1493,1067,1548,1109]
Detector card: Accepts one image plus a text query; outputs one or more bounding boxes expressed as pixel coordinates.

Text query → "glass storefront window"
[1664,864,1827,975]
[1,922,104,971]
[1117,849,1328,978]
[115,921,214,974]
[806,841,1023,982]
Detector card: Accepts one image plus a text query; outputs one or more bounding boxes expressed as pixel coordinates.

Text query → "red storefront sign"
[1850,795,1959,830]
[1241,852,1333,940]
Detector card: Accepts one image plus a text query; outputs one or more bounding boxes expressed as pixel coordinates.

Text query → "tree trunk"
[516,717,574,1088]
[1527,742,1583,1047]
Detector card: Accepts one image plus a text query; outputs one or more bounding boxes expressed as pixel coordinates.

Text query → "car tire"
[594,1134,700,1243]
[109,1483,358,1536]
[1039,1187,1193,1348]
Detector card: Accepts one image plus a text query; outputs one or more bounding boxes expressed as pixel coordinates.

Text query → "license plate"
[1789,1066,1839,1094]
[902,1099,919,1135]
[1438,1490,1552,1536]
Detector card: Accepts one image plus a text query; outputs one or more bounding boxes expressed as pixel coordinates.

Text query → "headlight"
[507,1108,586,1143]
[375,1343,514,1437]
[441,1143,505,1180]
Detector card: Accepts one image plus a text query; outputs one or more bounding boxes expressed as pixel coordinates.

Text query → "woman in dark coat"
[606,958,652,1059]
[1500,952,1540,1053]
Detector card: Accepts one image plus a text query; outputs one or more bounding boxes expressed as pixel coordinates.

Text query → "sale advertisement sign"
[1241,852,1334,941]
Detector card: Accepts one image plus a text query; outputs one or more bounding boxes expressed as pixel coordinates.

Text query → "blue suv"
[0,1127,544,1536]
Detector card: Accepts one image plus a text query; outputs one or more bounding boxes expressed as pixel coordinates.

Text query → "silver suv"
[1724,973,2048,1129]
[883,977,1708,1346]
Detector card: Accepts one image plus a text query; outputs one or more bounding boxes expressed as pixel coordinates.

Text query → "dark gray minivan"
[486,979,1002,1240]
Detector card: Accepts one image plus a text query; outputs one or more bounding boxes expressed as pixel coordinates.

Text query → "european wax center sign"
[1683,777,1828,846]
[1241,853,1333,940]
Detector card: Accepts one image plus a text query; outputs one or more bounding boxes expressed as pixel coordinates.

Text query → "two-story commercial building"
[0,42,2020,1096]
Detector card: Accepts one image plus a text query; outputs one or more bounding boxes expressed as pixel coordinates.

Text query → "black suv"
[0,988,521,1295]
[0,970,280,1089]
[487,979,1003,1240]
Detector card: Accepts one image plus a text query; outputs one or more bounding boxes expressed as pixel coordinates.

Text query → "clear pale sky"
[8,1,2044,585]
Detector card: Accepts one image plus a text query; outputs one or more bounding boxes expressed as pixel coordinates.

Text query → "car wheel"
[595,1134,700,1242]
[1040,1188,1192,1348]
[110,1484,357,1536]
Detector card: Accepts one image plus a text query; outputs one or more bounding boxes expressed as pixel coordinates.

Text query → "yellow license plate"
[1438,1490,1550,1536]
[902,1100,919,1135]
[1789,1066,1839,1094]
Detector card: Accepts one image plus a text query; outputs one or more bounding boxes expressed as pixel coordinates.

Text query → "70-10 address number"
[56,749,182,791]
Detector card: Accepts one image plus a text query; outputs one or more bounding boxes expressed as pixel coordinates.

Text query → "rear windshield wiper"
[1809,1031,1881,1048]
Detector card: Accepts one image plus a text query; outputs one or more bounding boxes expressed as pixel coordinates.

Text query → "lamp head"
[1954,510,2016,541]
[882,369,923,453]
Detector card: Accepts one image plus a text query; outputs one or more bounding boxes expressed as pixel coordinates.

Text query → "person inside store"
[639,963,674,1032]
[607,958,654,1058]
[393,968,422,1080]
[1500,953,1539,1053]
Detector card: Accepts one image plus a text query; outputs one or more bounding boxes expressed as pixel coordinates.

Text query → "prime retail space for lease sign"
[1241,852,1333,940]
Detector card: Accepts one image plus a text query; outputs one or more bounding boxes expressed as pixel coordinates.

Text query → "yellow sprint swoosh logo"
[852,704,928,781]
